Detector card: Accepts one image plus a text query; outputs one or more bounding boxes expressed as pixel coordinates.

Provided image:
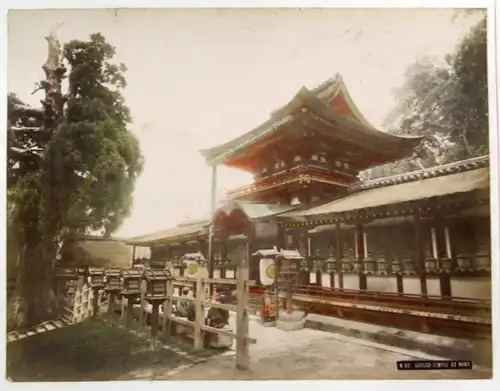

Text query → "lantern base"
[276,310,306,331]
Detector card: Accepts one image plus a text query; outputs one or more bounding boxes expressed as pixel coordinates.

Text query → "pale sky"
[7,8,480,238]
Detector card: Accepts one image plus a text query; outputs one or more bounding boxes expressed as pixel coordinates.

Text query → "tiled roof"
[351,155,489,192]
[125,219,209,246]
[278,164,489,220]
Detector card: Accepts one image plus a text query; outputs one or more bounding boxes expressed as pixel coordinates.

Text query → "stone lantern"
[87,267,105,317]
[455,253,473,272]
[475,243,491,272]
[375,255,389,276]
[277,249,306,331]
[363,254,376,275]
[325,257,337,274]
[402,253,417,276]
[105,268,121,292]
[88,267,105,289]
[121,268,142,329]
[142,269,174,340]
[104,268,122,314]
[53,267,78,295]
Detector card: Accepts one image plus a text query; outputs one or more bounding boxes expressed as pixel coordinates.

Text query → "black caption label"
[397,360,473,370]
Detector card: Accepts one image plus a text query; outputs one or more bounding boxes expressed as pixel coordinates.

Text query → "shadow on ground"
[6,318,220,382]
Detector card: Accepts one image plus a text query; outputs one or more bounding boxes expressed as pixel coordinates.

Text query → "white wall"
[321,272,331,287]
[451,277,491,300]
[367,275,398,293]
[343,274,359,290]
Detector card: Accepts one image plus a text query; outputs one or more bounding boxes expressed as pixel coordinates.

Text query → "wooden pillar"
[335,221,344,289]
[307,234,312,256]
[198,238,206,259]
[162,279,173,339]
[131,245,136,266]
[415,214,427,296]
[208,164,218,289]
[435,215,452,298]
[277,224,286,251]
[276,225,287,316]
[294,227,307,256]
[236,226,251,370]
[356,221,367,290]
[396,274,404,294]
[193,277,205,350]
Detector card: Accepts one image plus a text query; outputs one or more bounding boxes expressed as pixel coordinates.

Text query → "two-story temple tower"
[201,74,423,206]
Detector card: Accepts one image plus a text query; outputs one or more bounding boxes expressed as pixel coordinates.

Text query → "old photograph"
[5,6,495,382]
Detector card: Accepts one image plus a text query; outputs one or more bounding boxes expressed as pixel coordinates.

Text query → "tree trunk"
[7,241,58,330]
[7,27,65,331]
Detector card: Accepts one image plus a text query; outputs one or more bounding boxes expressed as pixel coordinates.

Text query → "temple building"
[126,74,491,300]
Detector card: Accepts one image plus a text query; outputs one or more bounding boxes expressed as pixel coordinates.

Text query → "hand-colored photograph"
[5,6,494,382]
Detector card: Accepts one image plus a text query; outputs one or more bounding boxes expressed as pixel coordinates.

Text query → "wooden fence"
[71,283,108,323]
[103,265,257,371]
[163,273,256,369]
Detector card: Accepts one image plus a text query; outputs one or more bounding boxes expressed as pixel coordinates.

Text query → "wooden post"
[208,164,218,296]
[107,292,116,315]
[139,280,147,326]
[162,279,174,339]
[276,224,286,318]
[396,275,404,294]
[274,256,280,318]
[236,233,250,371]
[415,214,427,297]
[125,297,134,329]
[335,221,344,289]
[286,271,293,314]
[120,296,126,321]
[193,277,205,350]
[151,301,160,341]
[356,222,367,290]
[92,288,100,318]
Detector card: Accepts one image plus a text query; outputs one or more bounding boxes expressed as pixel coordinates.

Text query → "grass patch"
[6,318,189,382]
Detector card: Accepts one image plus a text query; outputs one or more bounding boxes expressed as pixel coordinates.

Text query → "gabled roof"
[125,219,210,246]
[124,202,295,247]
[200,74,423,167]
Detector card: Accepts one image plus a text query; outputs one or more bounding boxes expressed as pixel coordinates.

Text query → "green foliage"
[8,33,143,242]
[49,33,144,235]
[385,16,488,169]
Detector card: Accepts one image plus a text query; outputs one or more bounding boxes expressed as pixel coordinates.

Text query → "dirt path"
[121,315,491,381]
[167,334,492,380]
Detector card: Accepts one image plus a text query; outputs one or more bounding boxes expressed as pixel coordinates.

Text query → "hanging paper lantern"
[259,257,276,286]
